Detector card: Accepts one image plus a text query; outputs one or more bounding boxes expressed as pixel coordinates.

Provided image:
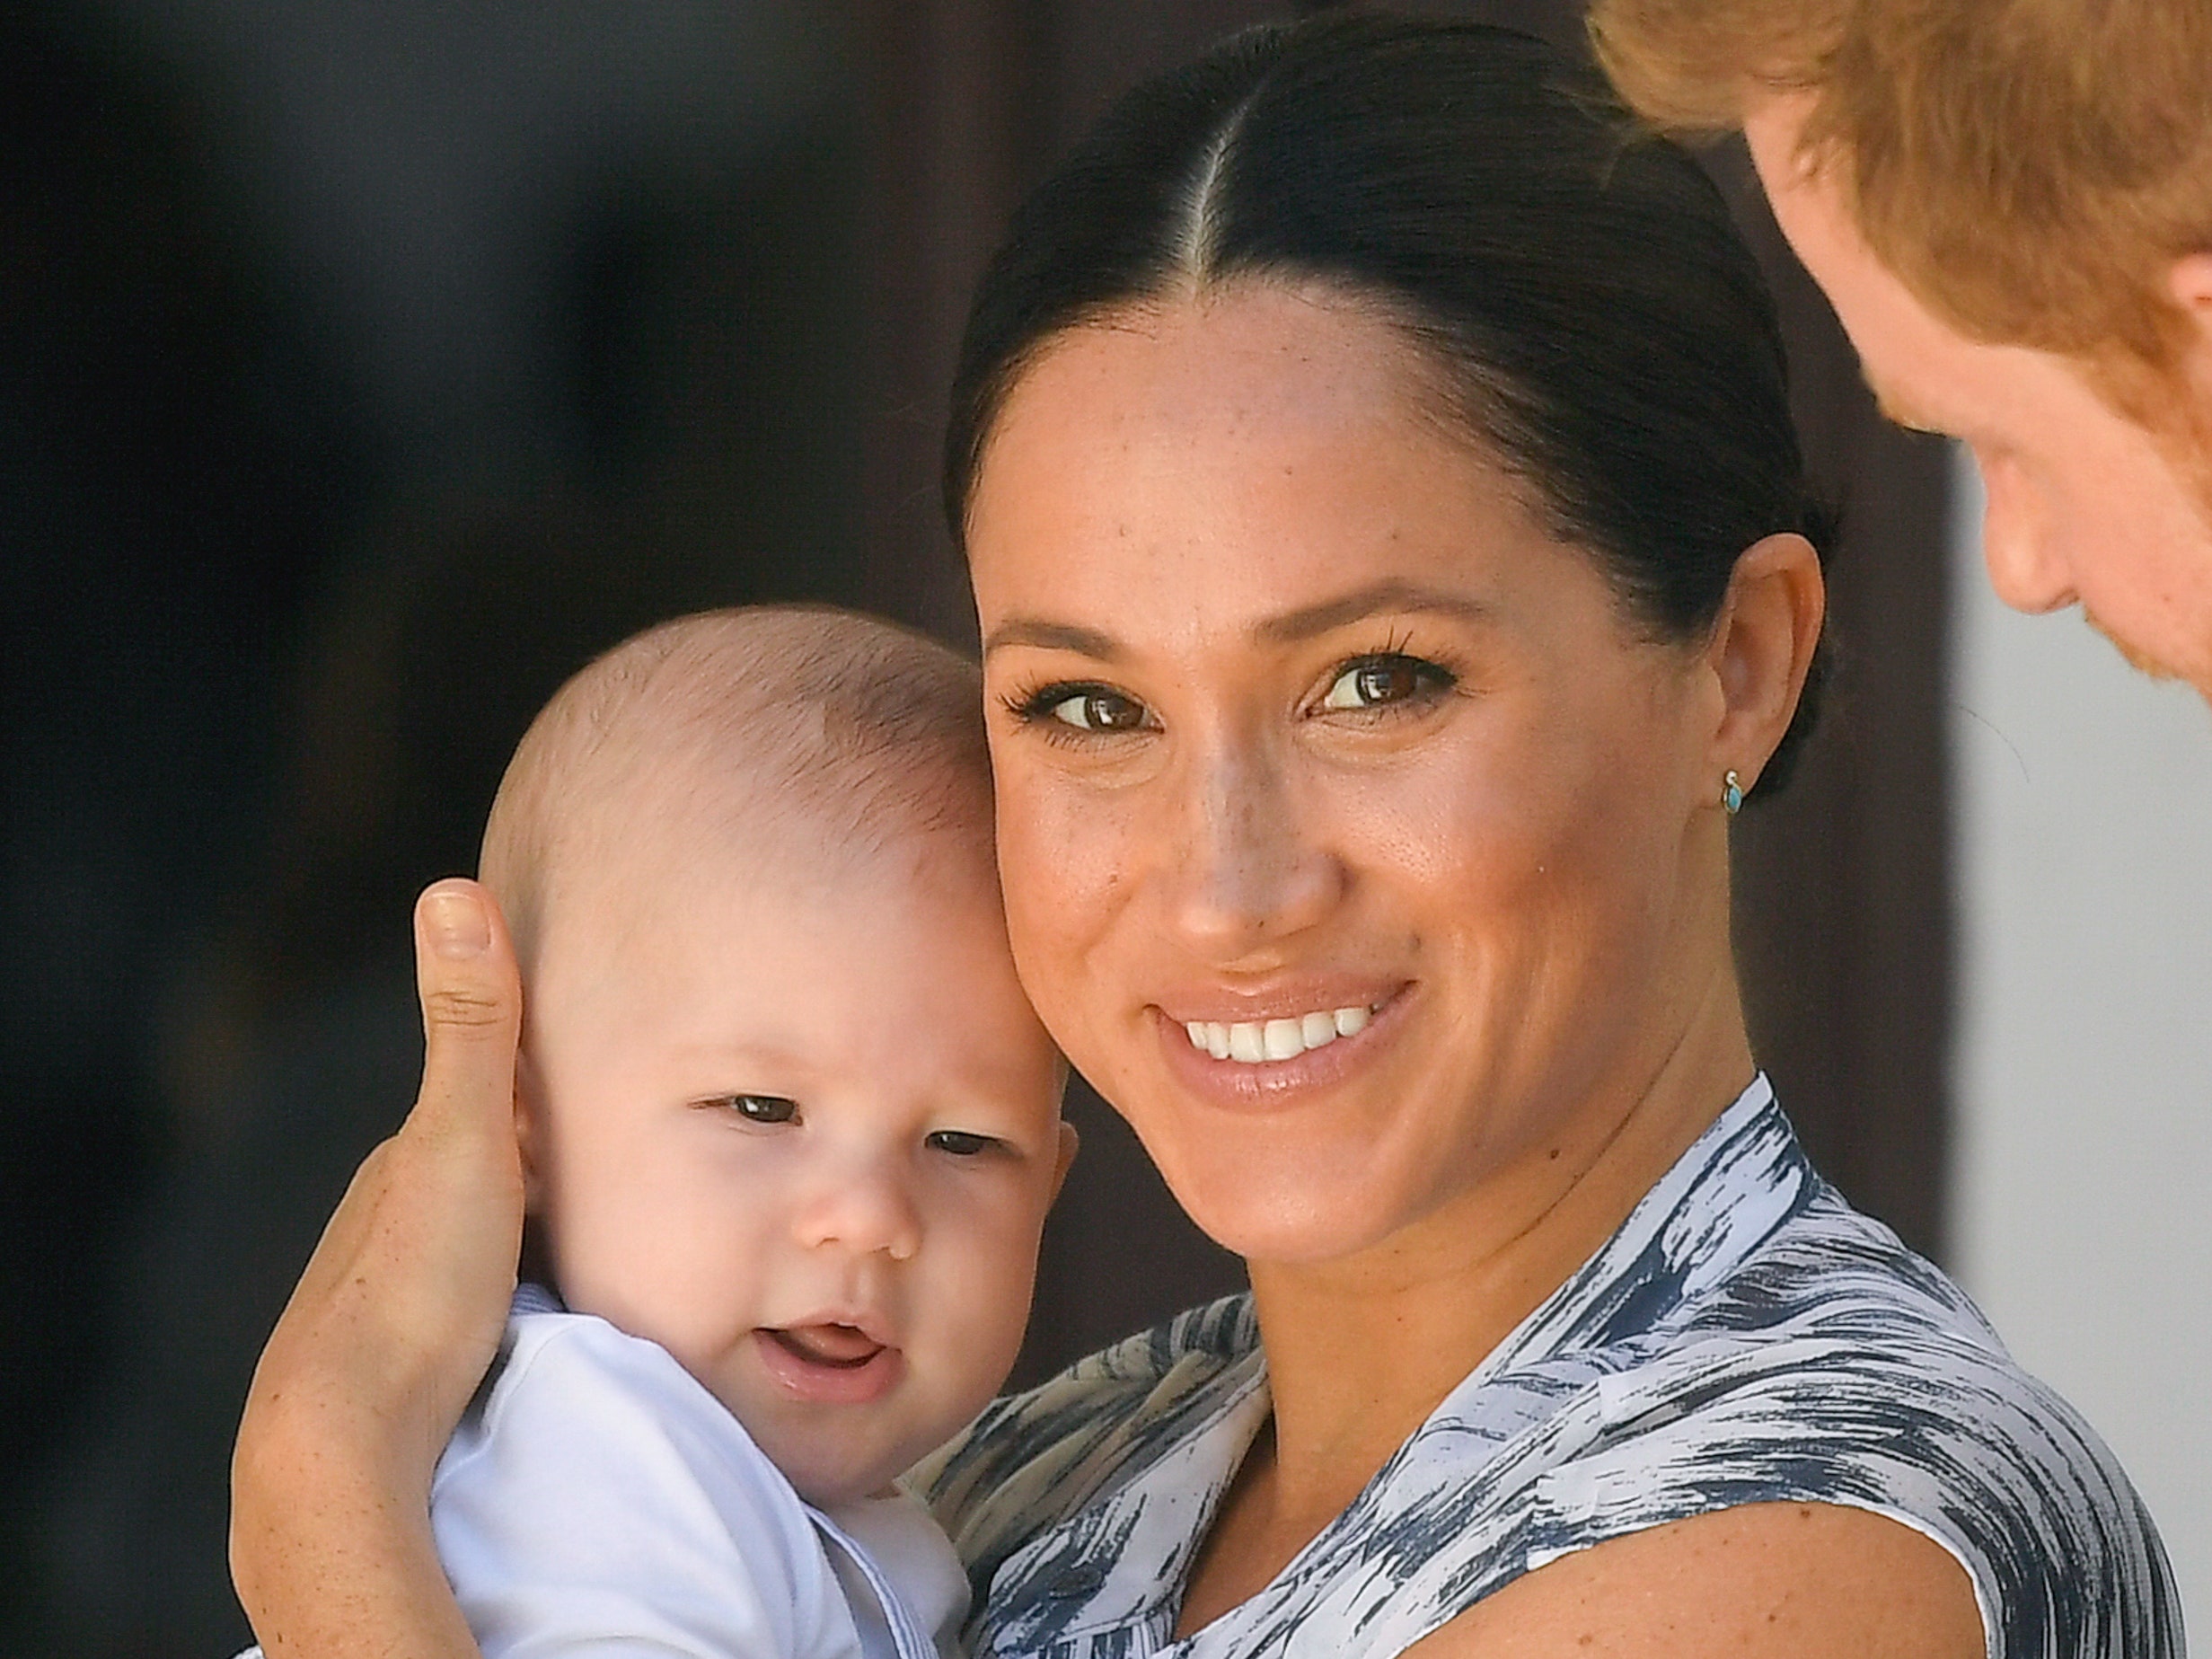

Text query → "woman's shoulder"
[1658,1178,2136,1496]
[1520,1083,2167,1575]
[1525,1179,2182,1656]
[1256,1172,2181,1659]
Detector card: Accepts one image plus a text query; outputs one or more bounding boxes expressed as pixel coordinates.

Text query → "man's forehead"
[1742,105,1979,441]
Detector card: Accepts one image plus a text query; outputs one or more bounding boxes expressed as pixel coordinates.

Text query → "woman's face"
[967,285,1737,1266]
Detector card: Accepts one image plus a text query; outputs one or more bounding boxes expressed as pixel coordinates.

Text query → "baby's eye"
[1320,655,1455,711]
[717,1094,798,1125]
[925,1129,997,1157]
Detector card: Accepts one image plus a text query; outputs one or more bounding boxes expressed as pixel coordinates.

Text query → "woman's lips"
[753,1324,904,1404]
[1154,984,1409,1106]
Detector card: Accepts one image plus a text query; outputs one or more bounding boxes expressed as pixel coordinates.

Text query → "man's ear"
[2171,254,2212,411]
[1049,1119,1081,1208]
[1703,531,1827,797]
[2170,252,2212,322]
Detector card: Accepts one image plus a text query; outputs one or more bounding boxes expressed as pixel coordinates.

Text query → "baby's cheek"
[559,1200,737,1356]
[935,1227,1041,1397]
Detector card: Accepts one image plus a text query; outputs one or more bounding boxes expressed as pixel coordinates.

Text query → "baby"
[432,606,1074,1659]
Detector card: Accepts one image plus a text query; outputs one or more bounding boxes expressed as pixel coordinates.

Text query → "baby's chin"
[746,1399,978,1513]
[779,1447,930,1512]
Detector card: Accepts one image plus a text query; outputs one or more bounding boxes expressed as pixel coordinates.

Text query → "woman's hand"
[229,879,524,1659]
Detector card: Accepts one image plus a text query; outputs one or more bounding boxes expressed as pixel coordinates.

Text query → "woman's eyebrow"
[1255,581,1494,644]
[983,586,1493,659]
[982,618,1123,660]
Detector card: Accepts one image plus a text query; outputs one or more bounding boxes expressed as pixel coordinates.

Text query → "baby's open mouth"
[765,1323,885,1369]
[754,1319,903,1403]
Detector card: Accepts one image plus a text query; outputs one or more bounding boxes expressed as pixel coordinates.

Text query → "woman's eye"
[926,1129,996,1157]
[718,1094,798,1125]
[1320,655,1453,711]
[1044,687,1149,732]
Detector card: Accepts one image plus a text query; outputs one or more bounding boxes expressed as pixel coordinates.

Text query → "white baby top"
[427,1286,969,1659]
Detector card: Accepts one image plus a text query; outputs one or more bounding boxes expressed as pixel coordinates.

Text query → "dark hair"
[944,13,1830,796]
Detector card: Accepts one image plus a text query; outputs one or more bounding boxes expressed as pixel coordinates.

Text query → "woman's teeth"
[1183,1005,1371,1063]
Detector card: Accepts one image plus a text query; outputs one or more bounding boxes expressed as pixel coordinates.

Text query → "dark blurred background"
[0,1,1952,1650]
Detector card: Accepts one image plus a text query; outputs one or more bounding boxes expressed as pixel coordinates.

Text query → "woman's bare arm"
[1406,1502,1984,1659]
[229,880,525,1659]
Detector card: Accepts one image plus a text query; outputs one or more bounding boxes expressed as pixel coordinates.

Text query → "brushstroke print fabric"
[916,1078,2180,1659]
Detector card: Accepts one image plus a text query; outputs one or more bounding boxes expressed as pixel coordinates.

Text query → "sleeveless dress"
[912,1077,2181,1659]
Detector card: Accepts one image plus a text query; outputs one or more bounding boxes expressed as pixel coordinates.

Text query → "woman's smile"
[1151,984,1412,1109]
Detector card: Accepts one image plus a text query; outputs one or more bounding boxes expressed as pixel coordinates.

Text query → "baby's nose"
[791,1164,921,1262]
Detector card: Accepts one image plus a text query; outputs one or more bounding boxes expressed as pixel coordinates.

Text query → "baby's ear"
[513,1048,547,1209]
[1049,1119,1080,1207]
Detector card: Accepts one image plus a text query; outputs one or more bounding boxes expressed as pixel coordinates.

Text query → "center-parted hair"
[945,13,1830,796]
[480,606,990,969]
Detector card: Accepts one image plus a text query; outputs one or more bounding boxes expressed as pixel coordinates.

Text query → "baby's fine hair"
[480,605,990,969]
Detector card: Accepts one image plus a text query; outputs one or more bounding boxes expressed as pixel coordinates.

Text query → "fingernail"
[422,886,489,958]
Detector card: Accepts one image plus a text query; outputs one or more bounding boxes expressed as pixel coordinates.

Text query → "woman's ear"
[1704,531,1826,794]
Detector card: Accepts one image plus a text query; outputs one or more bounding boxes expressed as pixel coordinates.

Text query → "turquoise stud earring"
[1722,769,1744,816]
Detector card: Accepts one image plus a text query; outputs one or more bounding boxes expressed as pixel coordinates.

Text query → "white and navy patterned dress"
[914,1077,2181,1659]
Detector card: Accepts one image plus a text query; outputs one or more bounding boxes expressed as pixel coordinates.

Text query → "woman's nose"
[1167,732,1343,957]
[791,1159,922,1262]
[1975,447,2075,614]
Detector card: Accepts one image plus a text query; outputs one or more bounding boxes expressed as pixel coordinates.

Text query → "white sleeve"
[431,1315,858,1659]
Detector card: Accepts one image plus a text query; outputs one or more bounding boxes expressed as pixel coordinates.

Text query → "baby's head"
[480,607,1072,1508]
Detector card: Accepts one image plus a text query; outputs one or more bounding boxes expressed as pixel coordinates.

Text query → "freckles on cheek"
[1367,758,1555,904]
[1367,751,1642,1009]
[1000,791,1144,1056]
[1006,790,1133,931]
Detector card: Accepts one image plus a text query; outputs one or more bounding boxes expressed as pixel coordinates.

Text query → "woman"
[230,18,2177,1657]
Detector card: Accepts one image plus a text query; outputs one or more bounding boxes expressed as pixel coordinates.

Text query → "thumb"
[410,878,522,1149]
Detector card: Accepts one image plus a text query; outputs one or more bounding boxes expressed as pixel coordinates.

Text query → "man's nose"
[1975,447,2075,615]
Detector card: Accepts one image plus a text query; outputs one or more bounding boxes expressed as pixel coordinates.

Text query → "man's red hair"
[1589,0,2212,440]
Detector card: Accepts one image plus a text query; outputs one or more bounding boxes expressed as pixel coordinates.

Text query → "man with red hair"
[1590,0,2212,693]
